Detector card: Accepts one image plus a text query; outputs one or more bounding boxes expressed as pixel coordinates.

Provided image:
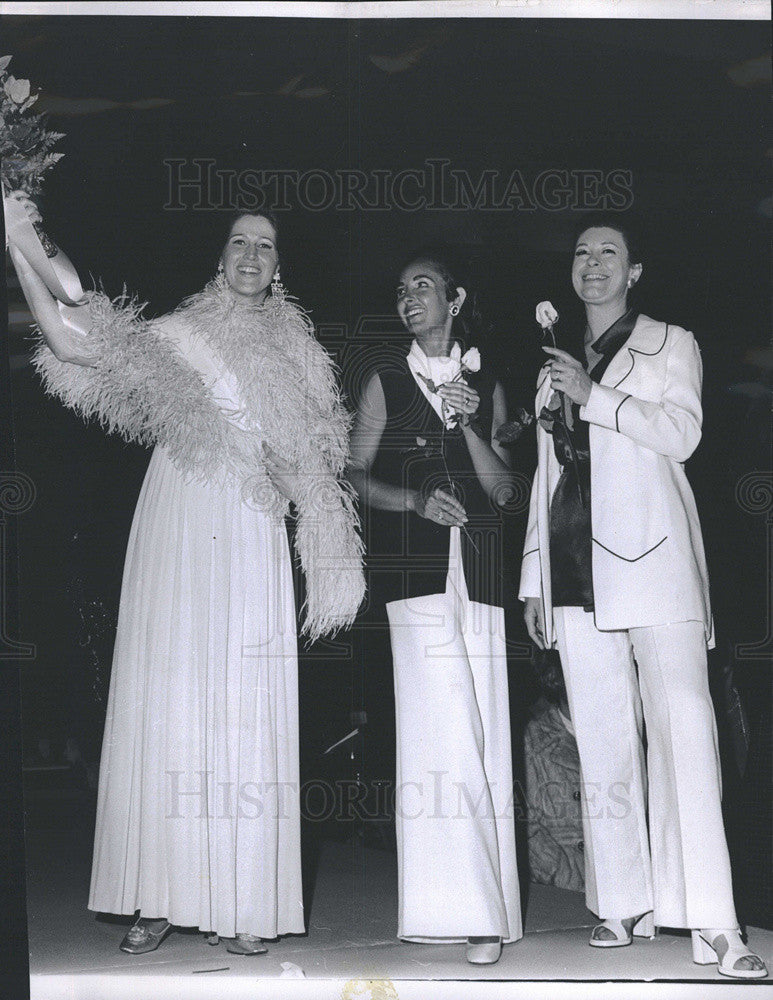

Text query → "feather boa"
[32,280,365,641]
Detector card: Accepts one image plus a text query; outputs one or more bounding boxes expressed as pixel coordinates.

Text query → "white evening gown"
[87,320,304,938]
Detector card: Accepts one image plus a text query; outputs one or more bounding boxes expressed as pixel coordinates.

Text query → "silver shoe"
[466,936,502,965]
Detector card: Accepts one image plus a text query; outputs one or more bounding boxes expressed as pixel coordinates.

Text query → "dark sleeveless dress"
[368,355,516,608]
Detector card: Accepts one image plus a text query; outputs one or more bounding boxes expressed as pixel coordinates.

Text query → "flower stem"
[546,323,585,508]
[440,401,480,556]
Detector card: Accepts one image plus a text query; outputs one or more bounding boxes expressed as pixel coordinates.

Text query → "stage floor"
[22,788,772,999]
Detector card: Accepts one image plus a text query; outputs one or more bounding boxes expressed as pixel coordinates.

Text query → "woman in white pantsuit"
[348,251,522,965]
[520,215,767,979]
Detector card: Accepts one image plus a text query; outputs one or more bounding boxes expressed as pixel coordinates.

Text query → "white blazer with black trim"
[519,313,714,647]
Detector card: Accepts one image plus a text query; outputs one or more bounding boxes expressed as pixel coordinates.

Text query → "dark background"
[1,16,770,983]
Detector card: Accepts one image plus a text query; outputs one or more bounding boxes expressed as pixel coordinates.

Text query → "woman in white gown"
[9,207,365,955]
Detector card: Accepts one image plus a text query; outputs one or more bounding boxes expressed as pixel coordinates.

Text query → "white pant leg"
[553,606,653,919]
[462,595,523,944]
[628,621,737,929]
[386,530,521,942]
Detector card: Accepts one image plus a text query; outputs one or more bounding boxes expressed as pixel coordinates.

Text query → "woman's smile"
[396,262,459,335]
[221,214,279,301]
[571,226,639,307]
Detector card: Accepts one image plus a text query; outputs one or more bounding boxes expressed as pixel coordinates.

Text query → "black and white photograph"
[1,3,771,999]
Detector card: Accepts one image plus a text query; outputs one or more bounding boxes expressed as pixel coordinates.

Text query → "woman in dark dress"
[348,251,522,965]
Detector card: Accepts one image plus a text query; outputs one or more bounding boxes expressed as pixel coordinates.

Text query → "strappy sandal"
[589,912,655,948]
[119,918,173,954]
[692,929,768,979]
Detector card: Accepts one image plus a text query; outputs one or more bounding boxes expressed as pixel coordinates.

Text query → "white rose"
[460,346,481,372]
[4,75,30,104]
[535,301,559,328]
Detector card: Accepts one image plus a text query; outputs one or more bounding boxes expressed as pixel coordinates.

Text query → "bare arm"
[346,372,467,526]
[9,244,96,367]
[461,380,516,504]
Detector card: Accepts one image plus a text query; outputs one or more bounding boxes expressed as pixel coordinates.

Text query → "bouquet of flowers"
[1,55,65,195]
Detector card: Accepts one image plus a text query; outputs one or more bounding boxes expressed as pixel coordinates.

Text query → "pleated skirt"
[88,446,304,938]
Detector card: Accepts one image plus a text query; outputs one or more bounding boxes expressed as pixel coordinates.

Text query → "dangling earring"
[215,259,227,289]
[449,304,459,316]
[271,267,287,306]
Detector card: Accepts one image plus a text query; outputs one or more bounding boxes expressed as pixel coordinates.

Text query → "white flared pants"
[554,606,737,929]
[386,529,522,943]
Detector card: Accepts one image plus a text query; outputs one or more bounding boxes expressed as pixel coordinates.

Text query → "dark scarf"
[543,309,638,610]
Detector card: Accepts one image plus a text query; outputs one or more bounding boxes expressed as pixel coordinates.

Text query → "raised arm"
[8,242,95,367]
[461,380,517,503]
[436,376,516,504]
[579,328,703,462]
